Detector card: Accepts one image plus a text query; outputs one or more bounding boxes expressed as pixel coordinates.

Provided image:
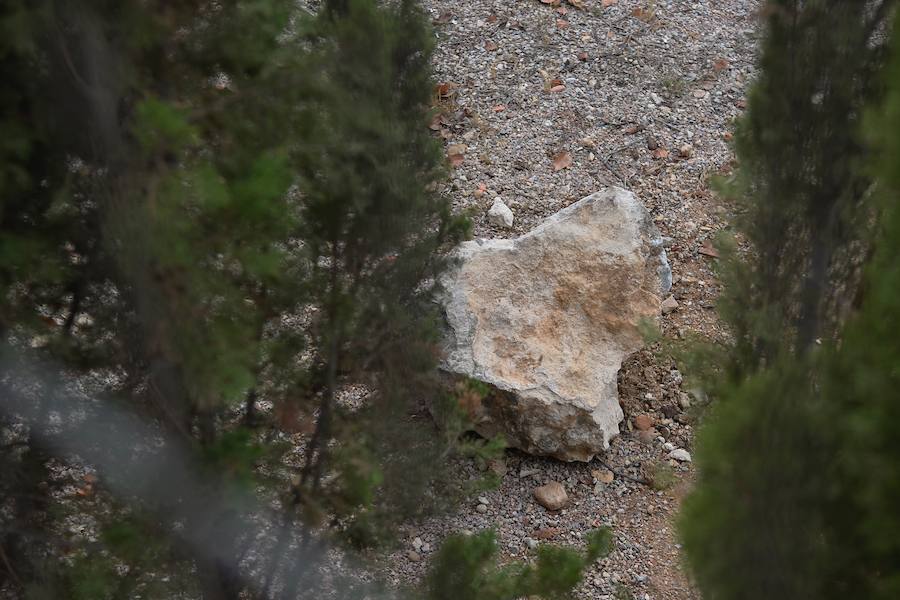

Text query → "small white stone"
[668,448,692,462]
[488,198,514,229]
[663,442,675,451]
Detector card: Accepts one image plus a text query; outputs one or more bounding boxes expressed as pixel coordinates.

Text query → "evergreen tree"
[679,2,900,599]
[1,1,599,598]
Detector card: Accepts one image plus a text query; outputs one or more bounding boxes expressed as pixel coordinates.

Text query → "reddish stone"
[634,414,654,431]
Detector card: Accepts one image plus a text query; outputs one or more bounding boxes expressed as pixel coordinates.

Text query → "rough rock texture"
[441,187,671,461]
[633,414,654,431]
[488,198,514,228]
[668,449,692,463]
[533,481,569,511]
[661,295,680,314]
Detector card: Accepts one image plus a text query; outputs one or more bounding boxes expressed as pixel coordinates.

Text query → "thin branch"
[0,544,23,589]
[54,22,94,95]
[63,282,83,336]
[594,457,651,487]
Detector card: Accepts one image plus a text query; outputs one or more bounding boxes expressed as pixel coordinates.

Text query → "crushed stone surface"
[382,1,762,598]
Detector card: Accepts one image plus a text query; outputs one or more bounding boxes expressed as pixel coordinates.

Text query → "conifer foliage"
[0,1,603,599]
[680,2,900,599]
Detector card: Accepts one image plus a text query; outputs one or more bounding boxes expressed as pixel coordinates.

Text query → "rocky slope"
[383,1,761,598]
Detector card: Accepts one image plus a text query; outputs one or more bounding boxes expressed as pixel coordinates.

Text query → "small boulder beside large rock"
[533,481,569,510]
[487,198,514,229]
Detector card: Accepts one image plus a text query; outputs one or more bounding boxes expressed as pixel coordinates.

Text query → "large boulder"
[440,187,671,461]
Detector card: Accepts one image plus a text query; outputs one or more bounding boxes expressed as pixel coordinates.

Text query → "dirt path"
[384,1,761,598]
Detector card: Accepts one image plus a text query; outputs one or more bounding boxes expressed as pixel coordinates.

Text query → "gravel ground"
[381,1,762,598]
[8,3,761,599]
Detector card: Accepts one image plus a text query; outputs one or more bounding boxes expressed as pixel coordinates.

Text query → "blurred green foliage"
[426,527,613,600]
[680,2,900,600]
[0,1,601,598]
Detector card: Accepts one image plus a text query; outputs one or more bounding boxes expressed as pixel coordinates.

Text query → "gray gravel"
[382,0,762,598]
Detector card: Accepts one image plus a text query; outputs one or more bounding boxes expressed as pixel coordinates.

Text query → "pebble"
[661,404,679,419]
[668,448,692,462]
[533,481,569,511]
[407,550,421,562]
[592,468,614,484]
[487,198,514,228]
[633,414,654,431]
[638,429,657,444]
[534,527,560,540]
[476,503,488,513]
[661,295,679,314]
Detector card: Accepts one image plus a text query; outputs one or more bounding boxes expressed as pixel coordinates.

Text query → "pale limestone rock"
[440,187,671,461]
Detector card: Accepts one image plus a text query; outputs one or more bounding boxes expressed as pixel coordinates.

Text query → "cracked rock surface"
[441,187,671,461]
